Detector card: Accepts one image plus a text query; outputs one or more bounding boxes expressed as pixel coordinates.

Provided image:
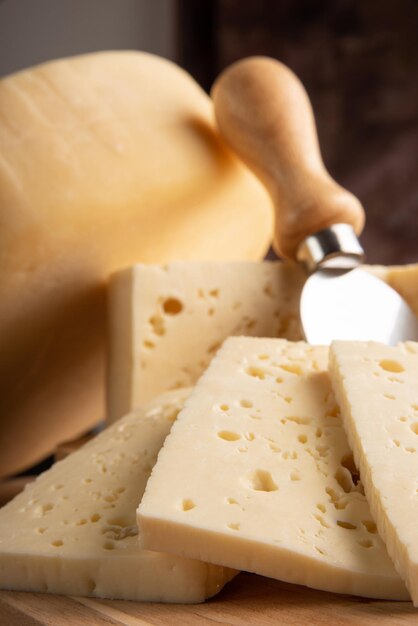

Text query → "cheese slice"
[0,50,273,477]
[0,388,236,602]
[138,337,408,600]
[108,261,305,421]
[329,340,418,605]
[107,261,418,423]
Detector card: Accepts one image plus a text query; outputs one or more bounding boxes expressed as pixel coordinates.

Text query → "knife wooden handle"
[211,56,365,260]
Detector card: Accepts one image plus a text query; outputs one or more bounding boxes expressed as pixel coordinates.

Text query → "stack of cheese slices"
[0,260,417,606]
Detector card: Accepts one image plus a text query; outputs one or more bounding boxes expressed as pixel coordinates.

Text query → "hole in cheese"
[162,297,183,315]
[279,364,303,376]
[246,366,267,380]
[341,453,360,486]
[314,514,330,528]
[378,359,405,373]
[286,416,311,425]
[149,315,166,336]
[218,431,241,442]
[248,470,278,492]
[182,499,195,511]
[326,487,348,510]
[337,520,357,530]
[334,466,362,494]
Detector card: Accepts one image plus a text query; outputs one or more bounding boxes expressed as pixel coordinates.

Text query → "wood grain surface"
[0,573,415,626]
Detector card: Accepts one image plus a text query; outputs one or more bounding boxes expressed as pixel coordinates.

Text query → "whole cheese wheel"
[0,51,273,477]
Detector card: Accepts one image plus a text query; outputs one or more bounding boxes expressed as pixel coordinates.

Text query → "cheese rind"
[138,337,408,600]
[0,388,236,602]
[0,50,273,477]
[329,340,418,605]
[107,262,418,423]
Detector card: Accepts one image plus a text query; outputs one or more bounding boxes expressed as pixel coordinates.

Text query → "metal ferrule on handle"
[297,224,365,274]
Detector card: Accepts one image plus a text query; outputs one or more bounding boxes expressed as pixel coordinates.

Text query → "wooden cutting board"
[0,573,415,626]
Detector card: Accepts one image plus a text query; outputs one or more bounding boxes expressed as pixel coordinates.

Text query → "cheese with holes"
[138,337,408,600]
[107,261,418,423]
[0,51,273,478]
[0,388,236,602]
[329,340,418,605]
[108,262,305,421]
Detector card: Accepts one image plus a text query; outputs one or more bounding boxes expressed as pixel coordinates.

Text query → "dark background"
[1,0,417,264]
[178,0,418,265]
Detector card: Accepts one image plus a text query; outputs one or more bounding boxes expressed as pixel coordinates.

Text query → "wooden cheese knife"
[212,57,418,344]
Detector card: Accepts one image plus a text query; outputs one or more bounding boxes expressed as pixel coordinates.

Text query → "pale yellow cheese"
[107,261,418,423]
[329,341,418,606]
[108,261,304,421]
[0,51,273,477]
[138,337,408,600]
[385,264,418,318]
[0,388,236,602]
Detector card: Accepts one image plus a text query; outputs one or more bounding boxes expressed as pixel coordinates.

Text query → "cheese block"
[329,341,418,605]
[108,261,305,421]
[384,264,418,318]
[107,261,418,423]
[0,51,273,478]
[0,387,236,602]
[138,337,408,600]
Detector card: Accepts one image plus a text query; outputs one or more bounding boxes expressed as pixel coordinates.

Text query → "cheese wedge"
[107,261,418,423]
[108,261,305,421]
[138,337,408,600]
[0,388,236,602]
[329,341,418,605]
[0,50,273,477]
[385,264,418,318]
